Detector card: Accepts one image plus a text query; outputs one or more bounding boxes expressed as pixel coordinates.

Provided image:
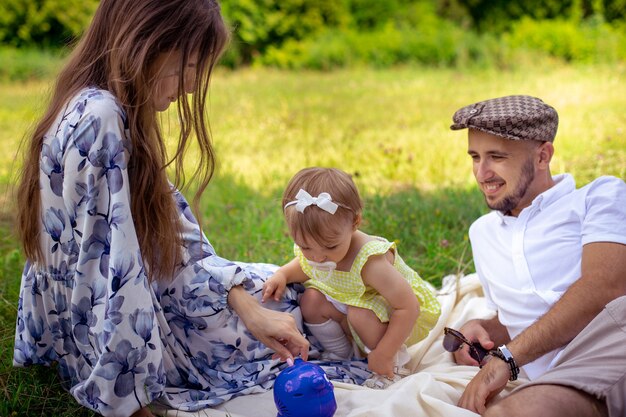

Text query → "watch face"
[497,345,511,360]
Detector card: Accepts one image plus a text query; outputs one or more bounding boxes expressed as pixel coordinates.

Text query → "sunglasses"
[443,327,495,364]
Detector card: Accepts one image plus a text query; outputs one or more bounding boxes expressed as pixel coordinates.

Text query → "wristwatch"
[493,345,520,381]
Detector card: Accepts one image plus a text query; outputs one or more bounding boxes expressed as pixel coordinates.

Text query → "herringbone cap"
[450,95,558,142]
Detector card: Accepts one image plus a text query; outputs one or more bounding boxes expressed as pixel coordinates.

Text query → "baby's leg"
[301,288,353,359]
[300,288,346,325]
[346,306,387,351]
[350,307,412,389]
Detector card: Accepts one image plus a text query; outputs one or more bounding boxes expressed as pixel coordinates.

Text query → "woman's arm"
[228,284,309,360]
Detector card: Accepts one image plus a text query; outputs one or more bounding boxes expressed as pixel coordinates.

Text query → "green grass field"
[0,63,625,415]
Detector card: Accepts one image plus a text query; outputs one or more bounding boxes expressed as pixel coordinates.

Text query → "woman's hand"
[229,285,309,361]
[250,306,310,361]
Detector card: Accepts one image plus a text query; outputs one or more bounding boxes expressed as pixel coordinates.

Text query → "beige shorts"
[516,295,626,417]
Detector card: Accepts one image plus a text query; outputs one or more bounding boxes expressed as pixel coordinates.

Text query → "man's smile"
[482,181,505,196]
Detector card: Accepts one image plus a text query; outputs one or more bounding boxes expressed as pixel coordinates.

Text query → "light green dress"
[296,237,441,347]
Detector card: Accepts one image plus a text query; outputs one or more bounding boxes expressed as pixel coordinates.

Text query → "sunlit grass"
[202,64,626,194]
[3,64,625,194]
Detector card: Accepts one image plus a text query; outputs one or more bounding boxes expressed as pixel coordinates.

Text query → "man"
[449,95,626,417]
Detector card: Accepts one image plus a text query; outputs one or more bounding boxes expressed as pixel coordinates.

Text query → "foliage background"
[1,0,626,78]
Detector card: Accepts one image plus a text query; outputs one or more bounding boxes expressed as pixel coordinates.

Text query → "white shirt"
[469,174,626,379]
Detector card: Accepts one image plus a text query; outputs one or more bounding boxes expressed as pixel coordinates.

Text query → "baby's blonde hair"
[282,167,362,245]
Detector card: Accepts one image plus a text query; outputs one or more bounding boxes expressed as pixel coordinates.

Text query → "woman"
[13,1,308,416]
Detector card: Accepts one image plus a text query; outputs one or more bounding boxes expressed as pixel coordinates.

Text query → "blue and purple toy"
[274,358,337,417]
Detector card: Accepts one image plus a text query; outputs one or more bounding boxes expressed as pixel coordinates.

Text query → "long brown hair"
[16,0,229,282]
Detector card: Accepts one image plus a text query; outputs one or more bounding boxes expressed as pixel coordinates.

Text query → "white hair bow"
[284,189,338,214]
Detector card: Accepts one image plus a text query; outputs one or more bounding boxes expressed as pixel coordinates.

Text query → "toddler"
[263,167,441,388]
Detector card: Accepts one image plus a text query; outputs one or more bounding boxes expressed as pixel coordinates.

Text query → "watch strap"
[495,344,520,381]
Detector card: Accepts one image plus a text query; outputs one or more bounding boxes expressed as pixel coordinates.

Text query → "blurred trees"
[1,0,625,68]
[449,0,625,31]
[0,0,97,47]
[220,0,351,65]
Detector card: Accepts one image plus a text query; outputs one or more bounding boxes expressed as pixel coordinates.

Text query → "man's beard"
[485,157,535,214]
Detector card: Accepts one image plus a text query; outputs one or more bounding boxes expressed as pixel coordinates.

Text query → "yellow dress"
[296,237,441,346]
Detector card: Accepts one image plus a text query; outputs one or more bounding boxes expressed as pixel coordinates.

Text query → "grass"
[0,62,625,415]
[0,47,65,82]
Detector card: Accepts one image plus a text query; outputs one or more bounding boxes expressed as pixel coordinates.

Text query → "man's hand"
[458,355,510,414]
[453,320,496,366]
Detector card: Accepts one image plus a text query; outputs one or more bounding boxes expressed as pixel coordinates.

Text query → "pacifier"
[307,260,337,281]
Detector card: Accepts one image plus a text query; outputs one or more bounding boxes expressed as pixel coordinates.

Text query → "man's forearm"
[507,242,626,367]
[508,278,608,366]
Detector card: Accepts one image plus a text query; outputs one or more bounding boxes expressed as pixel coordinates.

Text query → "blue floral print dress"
[13,88,369,416]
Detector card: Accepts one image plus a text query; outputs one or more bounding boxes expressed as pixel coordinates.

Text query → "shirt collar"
[496,209,515,226]
[495,174,575,225]
[529,173,575,212]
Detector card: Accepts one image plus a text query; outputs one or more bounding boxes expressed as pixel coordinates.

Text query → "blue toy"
[274,358,337,417]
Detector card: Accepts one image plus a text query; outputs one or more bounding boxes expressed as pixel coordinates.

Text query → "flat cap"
[450,95,558,142]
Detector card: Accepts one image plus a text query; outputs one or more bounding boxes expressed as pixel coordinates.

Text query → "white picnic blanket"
[155,273,529,417]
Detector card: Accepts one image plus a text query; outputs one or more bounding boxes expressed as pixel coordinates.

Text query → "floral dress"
[13,87,369,416]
